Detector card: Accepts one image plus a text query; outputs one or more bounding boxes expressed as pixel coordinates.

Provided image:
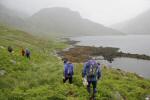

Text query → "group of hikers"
[8,46,31,59]
[7,45,101,99]
[63,58,101,100]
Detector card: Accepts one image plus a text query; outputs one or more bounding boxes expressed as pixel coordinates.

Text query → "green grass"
[0,25,150,100]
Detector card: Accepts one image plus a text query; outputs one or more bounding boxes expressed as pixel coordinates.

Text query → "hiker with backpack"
[82,59,101,100]
[25,48,30,59]
[63,60,74,84]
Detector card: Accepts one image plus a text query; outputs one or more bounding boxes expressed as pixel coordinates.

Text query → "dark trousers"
[26,54,30,58]
[63,76,72,84]
[87,81,97,94]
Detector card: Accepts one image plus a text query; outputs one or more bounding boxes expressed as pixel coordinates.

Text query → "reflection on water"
[98,57,150,79]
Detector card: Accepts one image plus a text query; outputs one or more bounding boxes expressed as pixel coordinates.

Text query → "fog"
[1,0,150,26]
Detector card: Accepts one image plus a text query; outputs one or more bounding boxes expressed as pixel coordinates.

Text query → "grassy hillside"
[0,25,150,100]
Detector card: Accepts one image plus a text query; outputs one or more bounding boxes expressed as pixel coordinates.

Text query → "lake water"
[72,35,150,56]
[71,35,150,79]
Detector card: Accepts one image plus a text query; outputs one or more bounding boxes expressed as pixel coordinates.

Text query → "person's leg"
[28,54,31,59]
[69,76,73,84]
[92,81,97,99]
[87,81,91,94]
[63,77,68,83]
[27,54,29,58]
[92,81,97,93]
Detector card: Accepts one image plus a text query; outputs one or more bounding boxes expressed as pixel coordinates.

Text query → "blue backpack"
[26,49,30,55]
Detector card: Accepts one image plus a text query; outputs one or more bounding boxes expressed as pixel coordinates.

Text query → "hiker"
[8,46,13,53]
[82,59,101,100]
[63,60,74,84]
[25,48,30,59]
[21,48,25,56]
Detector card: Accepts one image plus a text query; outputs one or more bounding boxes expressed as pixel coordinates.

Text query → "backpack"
[86,63,98,78]
[67,63,73,75]
[26,49,30,55]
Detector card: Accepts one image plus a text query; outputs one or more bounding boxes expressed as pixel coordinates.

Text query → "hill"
[0,25,150,100]
[111,9,150,34]
[23,7,122,36]
[0,5,122,37]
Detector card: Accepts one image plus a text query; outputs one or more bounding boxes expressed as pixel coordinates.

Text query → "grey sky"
[1,0,150,26]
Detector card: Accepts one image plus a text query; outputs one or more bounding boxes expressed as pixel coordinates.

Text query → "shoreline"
[58,44,150,63]
[57,38,150,79]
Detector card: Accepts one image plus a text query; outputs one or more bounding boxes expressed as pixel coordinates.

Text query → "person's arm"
[64,64,67,77]
[97,65,101,80]
[72,64,74,75]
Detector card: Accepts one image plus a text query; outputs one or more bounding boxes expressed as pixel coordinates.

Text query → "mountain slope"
[111,9,150,34]
[23,7,122,36]
[0,25,150,100]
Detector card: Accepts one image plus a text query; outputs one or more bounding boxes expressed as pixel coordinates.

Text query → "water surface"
[72,35,150,56]
[98,57,150,79]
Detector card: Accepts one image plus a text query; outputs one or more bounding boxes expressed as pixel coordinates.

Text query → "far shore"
[58,39,150,63]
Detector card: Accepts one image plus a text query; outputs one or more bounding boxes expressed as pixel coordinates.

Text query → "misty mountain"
[0,4,26,28]
[23,7,122,36]
[111,9,150,34]
[0,4,122,36]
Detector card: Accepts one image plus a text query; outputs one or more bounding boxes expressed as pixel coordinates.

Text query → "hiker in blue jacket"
[63,60,74,84]
[82,59,101,99]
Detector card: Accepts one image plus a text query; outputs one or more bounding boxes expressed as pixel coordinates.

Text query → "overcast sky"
[1,0,150,26]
